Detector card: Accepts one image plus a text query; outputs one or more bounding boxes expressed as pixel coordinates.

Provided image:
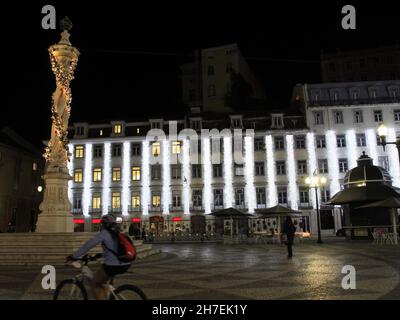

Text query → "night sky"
[2,1,399,145]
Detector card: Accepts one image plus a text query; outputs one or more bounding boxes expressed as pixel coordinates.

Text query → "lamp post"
[377,124,400,153]
[305,173,327,244]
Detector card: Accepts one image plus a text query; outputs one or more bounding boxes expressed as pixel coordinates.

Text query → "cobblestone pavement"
[1,241,399,300]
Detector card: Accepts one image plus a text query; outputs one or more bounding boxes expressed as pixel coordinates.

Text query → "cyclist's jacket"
[72,230,131,266]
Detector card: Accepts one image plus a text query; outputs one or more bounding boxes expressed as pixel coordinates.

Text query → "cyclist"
[67,214,131,300]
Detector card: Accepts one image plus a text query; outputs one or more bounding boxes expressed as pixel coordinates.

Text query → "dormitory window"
[151,165,161,180]
[74,169,83,183]
[112,168,121,181]
[172,141,181,154]
[235,188,245,207]
[274,136,284,150]
[313,111,324,125]
[208,84,216,97]
[336,135,346,148]
[353,110,363,123]
[112,192,121,209]
[192,164,202,179]
[272,115,283,128]
[152,194,161,207]
[131,194,140,208]
[297,160,307,175]
[333,111,344,124]
[231,118,242,128]
[295,136,305,149]
[318,159,328,174]
[299,189,309,204]
[113,124,122,134]
[278,188,287,204]
[213,164,222,178]
[93,145,103,158]
[256,188,266,206]
[321,189,330,203]
[356,134,366,147]
[214,189,224,207]
[92,193,101,210]
[132,167,141,181]
[276,161,286,175]
[73,197,82,210]
[152,142,161,156]
[192,190,202,207]
[394,110,400,122]
[234,164,244,176]
[76,127,85,136]
[255,162,265,176]
[172,194,181,208]
[75,145,84,158]
[131,143,141,156]
[316,136,326,148]
[254,138,264,151]
[339,159,348,173]
[93,168,102,182]
[112,144,122,157]
[374,110,383,122]
[171,165,181,179]
[191,120,201,130]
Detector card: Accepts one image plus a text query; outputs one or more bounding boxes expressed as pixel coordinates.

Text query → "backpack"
[105,231,137,263]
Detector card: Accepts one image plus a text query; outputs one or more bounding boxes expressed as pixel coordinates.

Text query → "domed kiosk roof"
[343,152,392,188]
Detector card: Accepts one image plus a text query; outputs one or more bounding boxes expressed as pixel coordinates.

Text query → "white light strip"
[202,138,212,214]
[286,135,298,210]
[67,144,74,203]
[387,128,400,187]
[306,133,318,208]
[182,139,191,215]
[223,136,234,208]
[141,141,150,215]
[346,129,357,169]
[102,143,111,215]
[366,128,379,165]
[82,143,93,216]
[122,142,131,216]
[244,136,256,213]
[265,135,277,207]
[162,139,171,214]
[326,131,340,195]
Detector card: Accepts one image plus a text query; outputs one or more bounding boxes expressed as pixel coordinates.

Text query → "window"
[73,197,82,210]
[226,62,233,73]
[390,88,399,98]
[32,162,37,171]
[93,168,102,182]
[152,194,161,207]
[356,134,366,147]
[76,126,85,136]
[336,135,346,148]
[92,193,101,210]
[255,162,265,176]
[299,189,309,204]
[171,165,181,179]
[131,167,141,181]
[374,110,383,122]
[333,111,344,124]
[112,168,121,181]
[234,164,244,176]
[353,110,363,123]
[378,156,390,171]
[208,84,216,97]
[394,110,400,122]
[74,169,83,182]
[214,189,224,207]
[272,115,284,128]
[278,188,287,204]
[99,129,103,136]
[193,190,202,207]
[172,141,181,154]
[93,145,103,158]
[231,118,242,128]
[151,142,161,156]
[339,159,348,173]
[297,160,307,175]
[313,111,324,125]
[208,65,214,76]
[131,194,140,208]
[151,165,161,180]
[295,136,305,149]
[316,135,326,149]
[352,91,359,100]
[172,194,181,208]
[112,192,121,209]
[213,164,222,178]
[192,164,202,178]
[256,187,266,206]
[276,161,286,175]
[370,89,377,98]
[75,145,84,159]
[113,124,122,134]
[332,91,339,101]
[112,144,121,157]
[254,138,264,151]
[191,120,201,130]
[131,143,141,156]
[274,136,284,150]
[321,188,330,203]
[318,159,328,174]
[235,188,245,207]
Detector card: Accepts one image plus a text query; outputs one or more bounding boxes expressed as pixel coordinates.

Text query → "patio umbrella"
[208,208,253,239]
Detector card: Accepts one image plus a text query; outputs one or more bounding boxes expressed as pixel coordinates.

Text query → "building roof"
[0,127,42,156]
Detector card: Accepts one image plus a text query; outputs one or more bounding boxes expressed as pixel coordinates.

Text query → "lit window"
[152,142,161,156]
[114,124,122,134]
[136,128,140,134]
[74,169,83,183]
[75,146,84,158]
[93,168,102,182]
[112,192,121,209]
[172,141,181,154]
[152,195,161,207]
[132,167,141,181]
[33,162,37,171]
[395,110,400,122]
[131,194,140,208]
[92,193,101,209]
[112,168,121,181]
[99,130,103,136]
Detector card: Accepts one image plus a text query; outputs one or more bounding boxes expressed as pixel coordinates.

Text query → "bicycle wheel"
[111,284,147,300]
[53,279,88,300]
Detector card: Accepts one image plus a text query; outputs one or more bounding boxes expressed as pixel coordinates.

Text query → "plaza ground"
[0,240,399,300]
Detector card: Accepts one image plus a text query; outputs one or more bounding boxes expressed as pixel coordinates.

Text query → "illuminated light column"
[202,138,212,214]
[162,139,171,214]
[326,131,340,195]
[141,141,150,215]
[182,139,191,215]
[366,129,379,165]
[122,142,131,216]
[265,135,278,207]
[244,136,256,213]
[286,135,298,210]
[306,133,318,208]
[67,144,74,203]
[387,128,400,187]
[223,136,234,208]
[102,142,111,215]
[82,143,93,216]
[346,129,357,169]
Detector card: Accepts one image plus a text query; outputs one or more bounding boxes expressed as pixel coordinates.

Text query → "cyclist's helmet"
[100,214,117,230]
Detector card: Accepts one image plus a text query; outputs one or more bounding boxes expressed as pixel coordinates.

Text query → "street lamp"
[305,172,327,244]
[377,124,400,152]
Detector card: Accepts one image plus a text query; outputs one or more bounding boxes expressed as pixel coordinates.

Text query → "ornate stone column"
[37,17,80,233]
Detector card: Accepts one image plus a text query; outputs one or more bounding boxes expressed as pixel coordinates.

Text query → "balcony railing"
[308,97,400,107]
[148,205,162,212]
[89,206,103,215]
[72,208,83,215]
[128,205,141,213]
[190,205,204,212]
[108,206,122,214]
[169,205,183,212]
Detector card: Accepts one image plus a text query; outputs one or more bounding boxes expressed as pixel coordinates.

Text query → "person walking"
[282,216,296,258]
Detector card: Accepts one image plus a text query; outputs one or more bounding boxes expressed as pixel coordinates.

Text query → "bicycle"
[53,253,147,300]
